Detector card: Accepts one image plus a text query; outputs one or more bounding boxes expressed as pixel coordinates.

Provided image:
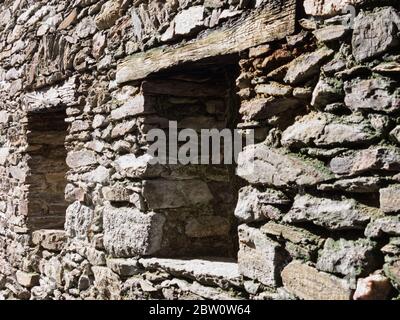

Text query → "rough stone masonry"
[0,0,400,300]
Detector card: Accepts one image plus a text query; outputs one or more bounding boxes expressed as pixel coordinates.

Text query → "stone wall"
[0,0,400,300]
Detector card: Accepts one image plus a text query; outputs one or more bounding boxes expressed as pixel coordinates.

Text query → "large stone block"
[234,186,290,222]
[238,224,289,287]
[344,78,400,114]
[354,274,392,300]
[103,204,165,257]
[239,97,302,121]
[114,153,165,178]
[237,144,332,187]
[66,150,97,168]
[16,270,40,288]
[94,0,121,30]
[379,185,400,213]
[284,194,377,230]
[174,6,205,36]
[32,229,66,252]
[330,147,400,176]
[365,216,400,238]
[92,266,121,300]
[316,238,378,277]
[284,47,334,85]
[281,261,353,300]
[139,257,241,289]
[65,201,94,240]
[281,112,380,148]
[352,7,400,62]
[110,94,155,120]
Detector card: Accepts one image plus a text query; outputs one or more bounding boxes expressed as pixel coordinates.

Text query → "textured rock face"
[234,186,289,222]
[281,112,381,148]
[352,7,400,62]
[316,238,378,277]
[284,194,376,230]
[237,144,332,187]
[354,274,392,300]
[330,147,400,176]
[103,204,165,257]
[281,261,353,300]
[284,48,334,85]
[238,225,289,287]
[365,216,400,238]
[344,78,400,114]
[380,185,400,213]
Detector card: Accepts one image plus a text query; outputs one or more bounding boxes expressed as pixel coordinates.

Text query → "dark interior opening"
[144,56,242,259]
[25,110,68,230]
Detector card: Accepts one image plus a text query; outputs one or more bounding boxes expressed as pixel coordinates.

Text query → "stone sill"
[139,257,241,289]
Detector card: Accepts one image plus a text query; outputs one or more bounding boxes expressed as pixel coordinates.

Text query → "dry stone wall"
[0,0,400,300]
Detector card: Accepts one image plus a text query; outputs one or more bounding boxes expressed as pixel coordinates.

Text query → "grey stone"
[384,260,400,288]
[139,257,241,288]
[92,266,121,300]
[311,77,343,107]
[365,216,400,238]
[316,238,378,277]
[174,6,205,36]
[284,47,334,85]
[0,148,9,165]
[111,120,136,138]
[281,112,380,148]
[82,166,110,184]
[238,224,289,287]
[234,186,290,222]
[284,194,378,230]
[66,150,97,168]
[32,230,66,252]
[237,144,332,187]
[103,203,165,257]
[254,82,293,97]
[373,61,400,75]
[111,95,155,120]
[380,185,400,213]
[94,0,121,30]
[239,97,302,121]
[352,7,400,62]
[114,153,165,178]
[65,201,94,240]
[318,176,384,193]
[281,261,353,300]
[313,25,349,43]
[16,271,40,288]
[261,221,322,247]
[344,78,400,114]
[330,147,400,176]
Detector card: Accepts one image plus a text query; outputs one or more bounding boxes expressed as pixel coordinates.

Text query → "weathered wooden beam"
[116,1,297,84]
[23,76,79,113]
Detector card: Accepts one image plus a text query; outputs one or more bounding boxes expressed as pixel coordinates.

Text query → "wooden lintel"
[116,0,297,84]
